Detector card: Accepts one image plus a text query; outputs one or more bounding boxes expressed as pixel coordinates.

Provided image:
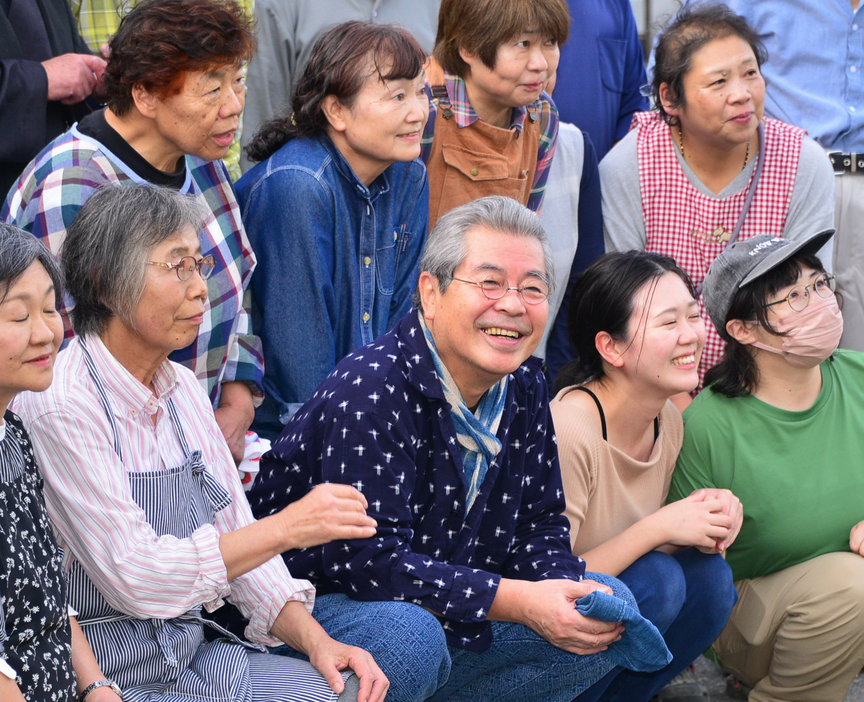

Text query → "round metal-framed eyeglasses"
[763,273,836,313]
[452,273,550,305]
[147,255,217,282]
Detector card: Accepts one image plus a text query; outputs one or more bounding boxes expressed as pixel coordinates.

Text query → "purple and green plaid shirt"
[420,71,558,212]
[2,125,264,408]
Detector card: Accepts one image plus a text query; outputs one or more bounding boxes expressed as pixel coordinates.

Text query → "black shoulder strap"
[574,386,607,441]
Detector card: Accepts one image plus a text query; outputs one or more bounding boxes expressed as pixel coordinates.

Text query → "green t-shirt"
[670,349,864,581]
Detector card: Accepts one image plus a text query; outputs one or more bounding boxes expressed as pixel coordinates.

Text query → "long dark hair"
[704,252,827,397]
[653,3,767,126]
[246,21,426,162]
[553,251,696,395]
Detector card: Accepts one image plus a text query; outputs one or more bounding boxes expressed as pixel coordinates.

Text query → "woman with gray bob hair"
[62,185,206,337]
[414,195,555,312]
[0,223,64,305]
[14,185,388,701]
[0,223,124,701]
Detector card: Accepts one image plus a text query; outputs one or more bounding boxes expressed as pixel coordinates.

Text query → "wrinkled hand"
[849,520,864,557]
[42,53,106,104]
[214,382,255,463]
[521,579,623,655]
[690,488,743,553]
[277,483,377,549]
[656,492,733,554]
[307,638,389,702]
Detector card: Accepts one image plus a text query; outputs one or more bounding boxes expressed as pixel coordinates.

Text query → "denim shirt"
[236,134,429,440]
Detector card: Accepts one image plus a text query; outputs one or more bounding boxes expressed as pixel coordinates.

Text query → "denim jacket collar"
[318,133,392,203]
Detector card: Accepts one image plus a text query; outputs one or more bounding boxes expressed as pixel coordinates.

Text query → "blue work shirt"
[679,0,864,152]
[236,134,428,440]
[249,312,586,652]
[553,0,649,160]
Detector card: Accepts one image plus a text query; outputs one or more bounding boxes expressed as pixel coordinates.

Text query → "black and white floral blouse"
[0,410,75,700]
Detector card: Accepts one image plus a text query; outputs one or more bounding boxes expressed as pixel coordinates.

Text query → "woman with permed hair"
[600,3,834,395]
[237,21,430,441]
[4,0,263,465]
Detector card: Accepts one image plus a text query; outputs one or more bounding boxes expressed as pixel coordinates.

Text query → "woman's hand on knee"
[276,484,378,549]
[307,638,389,702]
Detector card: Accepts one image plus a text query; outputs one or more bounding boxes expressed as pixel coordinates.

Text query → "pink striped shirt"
[13,336,313,646]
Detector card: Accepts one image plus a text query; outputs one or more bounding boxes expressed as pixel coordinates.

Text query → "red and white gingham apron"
[634,111,805,387]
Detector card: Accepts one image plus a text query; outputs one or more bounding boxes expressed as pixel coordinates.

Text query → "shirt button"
[852,106,858,112]
[852,66,858,73]
[362,312,370,322]
[855,23,860,31]
[470,168,479,176]
[363,256,371,266]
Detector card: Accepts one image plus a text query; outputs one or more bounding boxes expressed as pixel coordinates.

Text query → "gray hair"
[0,223,64,306]
[413,195,554,312]
[62,185,207,337]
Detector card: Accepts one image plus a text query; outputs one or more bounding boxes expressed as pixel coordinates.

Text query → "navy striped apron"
[72,339,340,702]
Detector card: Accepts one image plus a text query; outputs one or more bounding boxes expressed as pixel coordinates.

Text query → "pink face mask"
[751,294,844,368]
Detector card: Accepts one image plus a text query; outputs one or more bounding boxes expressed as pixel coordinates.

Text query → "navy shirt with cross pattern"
[249,312,585,652]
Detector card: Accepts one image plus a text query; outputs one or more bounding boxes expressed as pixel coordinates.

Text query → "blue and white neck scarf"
[420,313,509,512]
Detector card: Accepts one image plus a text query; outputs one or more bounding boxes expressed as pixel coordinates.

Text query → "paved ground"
[693,655,864,701]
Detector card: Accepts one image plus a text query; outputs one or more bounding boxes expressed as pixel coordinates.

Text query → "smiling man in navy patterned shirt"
[249,197,634,702]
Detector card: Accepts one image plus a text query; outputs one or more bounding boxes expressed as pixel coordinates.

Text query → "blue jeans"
[273,575,631,702]
[574,549,738,702]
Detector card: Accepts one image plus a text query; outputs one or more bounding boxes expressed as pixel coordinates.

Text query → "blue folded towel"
[576,590,672,672]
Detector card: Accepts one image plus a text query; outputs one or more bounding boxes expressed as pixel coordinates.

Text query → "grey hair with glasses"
[412,195,554,313]
[0,222,64,306]
[62,184,207,337]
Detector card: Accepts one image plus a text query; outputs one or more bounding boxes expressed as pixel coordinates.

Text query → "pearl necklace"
[677,125,751,170]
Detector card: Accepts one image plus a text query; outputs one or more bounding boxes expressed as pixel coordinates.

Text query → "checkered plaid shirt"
[634,111,804,387]
[421,71,558,212]
[2,123,264,407]
[67,0,254,181]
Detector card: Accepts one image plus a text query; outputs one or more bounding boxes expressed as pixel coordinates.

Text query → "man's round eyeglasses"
[763,273,836,313]
[452,273,550,305]
[147,255,216,282]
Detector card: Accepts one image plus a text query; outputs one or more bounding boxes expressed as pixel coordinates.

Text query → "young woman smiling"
[600,4,834,390]
[550,251,740,702]
[237,21,429,441]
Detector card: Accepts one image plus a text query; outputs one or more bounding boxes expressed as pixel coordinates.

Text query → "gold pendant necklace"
[678,125,750,170]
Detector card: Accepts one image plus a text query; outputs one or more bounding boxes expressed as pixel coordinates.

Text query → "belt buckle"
[829,151,864,174]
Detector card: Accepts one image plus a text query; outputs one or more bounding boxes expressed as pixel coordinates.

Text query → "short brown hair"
[434,0,570,79]
[104,0,255,117]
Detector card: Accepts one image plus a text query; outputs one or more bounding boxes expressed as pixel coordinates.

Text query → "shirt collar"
[445,71,530,133]
[83,335,179,414]
[319,133,392,200]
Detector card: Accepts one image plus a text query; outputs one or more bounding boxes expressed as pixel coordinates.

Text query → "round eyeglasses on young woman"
[147,255,217,281]
[763,273,836,313]
[452,273,550,305]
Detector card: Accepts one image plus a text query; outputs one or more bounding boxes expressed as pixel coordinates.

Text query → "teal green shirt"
[670,350,864,581]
